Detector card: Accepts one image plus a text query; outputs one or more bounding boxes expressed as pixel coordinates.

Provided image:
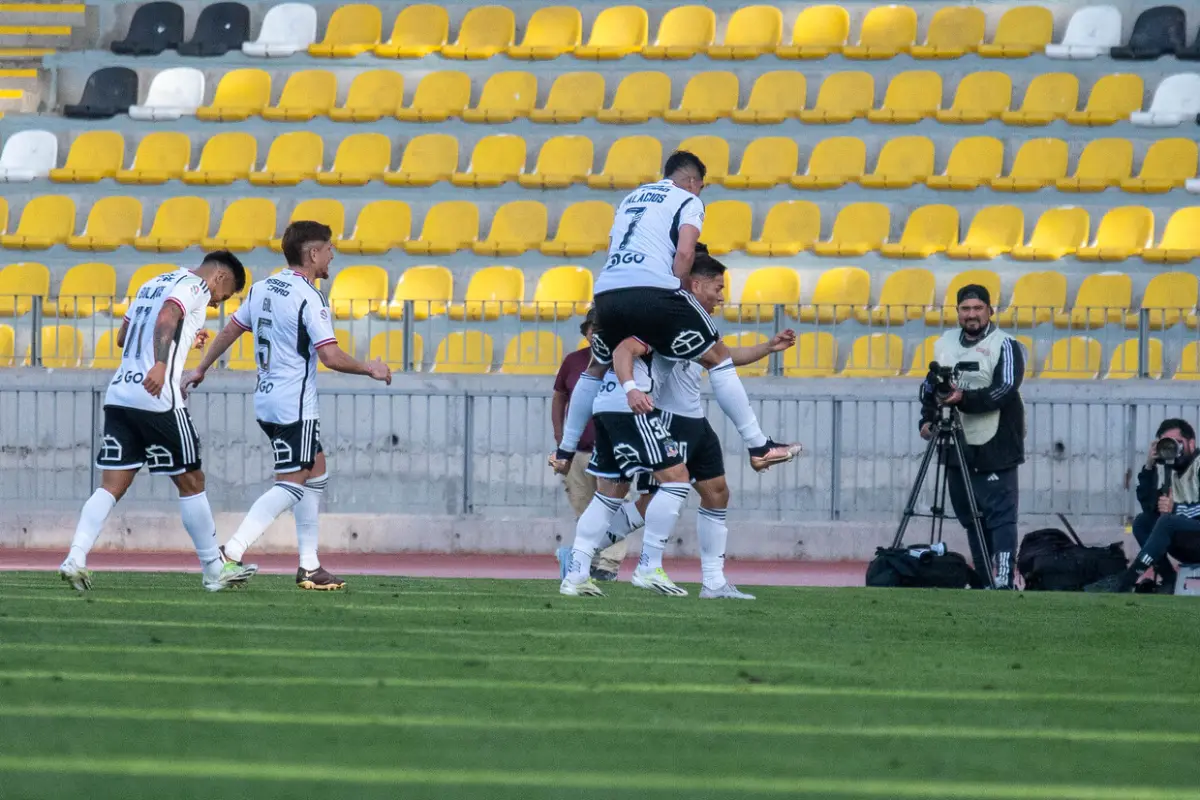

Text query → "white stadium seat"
[1045,5,1122,59]
[0,129,57,182]
[128,67,205,121]
[1130,73,1200,127]
[242,2,317,57]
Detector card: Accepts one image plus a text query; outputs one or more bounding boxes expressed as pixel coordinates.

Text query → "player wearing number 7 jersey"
[185,221,392,591]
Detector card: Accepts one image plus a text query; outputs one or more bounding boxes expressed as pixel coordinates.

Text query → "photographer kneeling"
[919,285,1026,589]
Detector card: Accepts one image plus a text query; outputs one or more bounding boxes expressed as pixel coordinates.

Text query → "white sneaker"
[202,560,259,592]
[560,577,605,597]
[59,559,92,592]
[631,567,688,597]
[700,582,756,600]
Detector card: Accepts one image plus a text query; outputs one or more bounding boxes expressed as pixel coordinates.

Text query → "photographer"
[919,285,1026,589]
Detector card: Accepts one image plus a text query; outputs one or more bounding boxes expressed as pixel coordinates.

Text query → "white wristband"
[622,381,639,395]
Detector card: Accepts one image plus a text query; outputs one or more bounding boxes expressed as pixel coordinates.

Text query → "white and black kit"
[639,356,725,491]
[586,356,684,480]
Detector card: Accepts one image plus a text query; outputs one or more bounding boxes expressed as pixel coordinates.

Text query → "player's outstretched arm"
[729,329,796,367]
[142,301,184,398]
[613,338,653,415]
[183,319,246,397]
[317,344,392,385]
[671,224,700,281]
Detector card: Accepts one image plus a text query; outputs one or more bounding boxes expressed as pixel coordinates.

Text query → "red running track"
[0,550,868,587]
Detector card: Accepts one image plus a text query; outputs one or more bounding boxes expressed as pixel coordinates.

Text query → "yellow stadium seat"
[518,136,593,189]
[309,4,381,57]
[261,70,337,122]
[678,135,729,185]
[448,266,524,321]
[0,262,48,316]
[369,330,424,371]
[268,199,345,253]
[328,265,389,320]
[44,262,115,319]
[541,201,613,257]
[978,6,1054,58]
[473,201,548,257]
[1,196,74,250]
[1054,273,1132,329]
[746,201,819,256]
[224,335,258,371]
[338,200,411,256]
[450,135,525,188]
[995,271,1067,327]
[663,71,738,123]
[395,71,471,122]
[48,131,123,184]
[529,72,604,123]
[1107,338,1163,380]
[843,5,917,59]
[507,7,580,59]
[936,71,1012,123]
[926,136,1003,190]
[812,203,889,256]
[1041,337,1101,379]
[700,200,751,255]
[946,207,1024,261]
[316,132,391,187]
[643,5,714,59]
[1014,337,1036,377]
[433,331,494,374]
[199,198,275,252]
[65,197,141,252]
[462,71,538,123]
[1144,208,1200,264]
[797,266,870,324]
[91,328,123,370]
[113,132,190,185]
[906,335,940,377]
[1001,73,1079,126]
[990,138,1068,192]
[384,133,458,188]
[196,69,270,122]
[329,70,403,123]
[1067,74,1143,126]
[776,5,849,59]
[1121,138,1197,194]
[442,6,514,59]
[248,132,323,186]
[708,5,782,59]
[721,333,770,377]
[799,71,873,123]
[781,332,837,377]
[575,5,647,60]
[181,132,256,186]
[0,324,10,367]
[375,3,448,58]
[910,6,985,59]
[382,264,452,320]
[859,268,936,325]
[519,266,593,321]
[1076,206,1153,262]
[587,135,660,189]
[405,201,479,255]
[132,197,209,253]
[26,324,83,368]
[725,266,799,322]
[1011,208,1090,261]
[1056,138,1133,192]
[867,71,941,123]
[731,71,804,124]
[1178,343,1200,380]
[723,137,797,189]
[317,330,356,372]
[925,269,1002,325]
[790,136,866,189]
[596,71,670,123]
[879,205,958,258]
[841,334,904,377]
[1126,272,1196,330]
[859,136,934,189]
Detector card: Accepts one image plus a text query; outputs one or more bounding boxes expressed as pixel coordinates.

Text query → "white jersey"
[651,354,704,419]
[231,269,338,425]
[593,356,653,416]
[595,179,705,295]
[105,269,210,413]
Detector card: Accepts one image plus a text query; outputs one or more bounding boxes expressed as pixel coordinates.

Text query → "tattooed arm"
[141,299,184,398]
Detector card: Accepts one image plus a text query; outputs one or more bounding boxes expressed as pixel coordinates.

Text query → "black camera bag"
[1017,526,1128,591]
[866,546,984,589]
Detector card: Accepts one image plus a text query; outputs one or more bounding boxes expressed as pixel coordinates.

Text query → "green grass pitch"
[0,571,1198,799]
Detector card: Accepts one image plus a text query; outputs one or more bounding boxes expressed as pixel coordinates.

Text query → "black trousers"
[947,466,1019,588]
[1131,512,1200,573]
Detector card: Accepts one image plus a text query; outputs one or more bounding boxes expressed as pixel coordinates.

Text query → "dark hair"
[663,150,706,182]
[281,221,332,267]
[1157,418,1197,440]
[201,250,246,293]
[579,306,596,337]
[690,253,726,280]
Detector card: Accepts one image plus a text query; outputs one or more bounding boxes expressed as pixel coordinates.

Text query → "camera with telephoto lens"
[928,361,981,401]
[1154,436,1185,466]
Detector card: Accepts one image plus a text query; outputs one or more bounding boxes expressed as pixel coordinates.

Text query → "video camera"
[928,360,981,401]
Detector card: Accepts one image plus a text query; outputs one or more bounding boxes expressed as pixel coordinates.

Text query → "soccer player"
[59,251,255,593]
[184,221,392,591]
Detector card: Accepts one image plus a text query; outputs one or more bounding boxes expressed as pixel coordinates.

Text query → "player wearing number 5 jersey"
[59,251,255,593]
[186,221,392,591]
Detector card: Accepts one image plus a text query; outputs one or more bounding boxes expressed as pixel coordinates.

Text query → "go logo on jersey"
[605,252,646,269]
[110,370,145,385]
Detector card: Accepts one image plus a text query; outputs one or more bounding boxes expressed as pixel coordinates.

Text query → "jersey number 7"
[617,206,646,251]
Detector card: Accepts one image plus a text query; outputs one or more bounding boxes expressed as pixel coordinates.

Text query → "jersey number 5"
[255,318,272,371]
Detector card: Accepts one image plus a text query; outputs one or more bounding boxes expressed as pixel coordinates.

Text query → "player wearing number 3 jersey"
[186,221,392,590]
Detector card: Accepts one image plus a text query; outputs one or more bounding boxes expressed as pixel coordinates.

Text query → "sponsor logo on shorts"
[612,443,641,469]
[671,330,705,356]
[273,437,294,466]
[145,444,175,471]
[99,435,123,463]
[591,336,612,361]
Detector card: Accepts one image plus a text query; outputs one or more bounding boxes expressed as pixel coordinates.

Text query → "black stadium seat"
[1175,21,1200,59]
[63,66,138,119]
[1111,5,1185,60]
[110,1,184,55]
[177,2,250,56]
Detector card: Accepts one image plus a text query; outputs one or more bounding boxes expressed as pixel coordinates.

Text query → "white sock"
[708,358,768,448]
[639,483,689,572]
[603,499,645,545]
[294,474,326,571]
[179,491,220,567]
[698,506,729,590]
[567,493,622,582]
[67,488,117,567]
[224,482,304,562]
[559,374,601,451]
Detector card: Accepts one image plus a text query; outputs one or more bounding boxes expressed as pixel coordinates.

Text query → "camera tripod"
[892,403,997,590]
